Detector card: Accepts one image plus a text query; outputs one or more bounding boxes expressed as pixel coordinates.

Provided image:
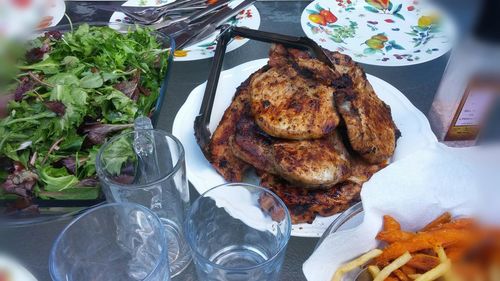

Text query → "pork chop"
[249,47,340,140]
[326,51,400,163]
[259,156,385,224]
[231,116,351,187]
[259,173,362,224]
[207,68,268,181]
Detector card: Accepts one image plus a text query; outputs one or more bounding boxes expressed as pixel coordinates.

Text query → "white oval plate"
[172,58,437,237]
[109,0,261,61]
[301,0,456,66]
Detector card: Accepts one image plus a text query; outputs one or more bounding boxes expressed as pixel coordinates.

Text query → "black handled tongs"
[194,26,335,157]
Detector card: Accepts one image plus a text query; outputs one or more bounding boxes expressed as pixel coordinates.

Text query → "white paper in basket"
[302,142,500,281]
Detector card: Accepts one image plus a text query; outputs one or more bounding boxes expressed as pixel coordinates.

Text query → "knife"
[176,0,256,49]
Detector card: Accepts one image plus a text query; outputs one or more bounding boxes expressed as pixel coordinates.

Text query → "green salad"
[0,24,170,206]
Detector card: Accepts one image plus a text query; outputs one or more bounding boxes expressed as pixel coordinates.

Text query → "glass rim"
[185,182,292,271]
[95,129,185,190]
[49,202,168,281]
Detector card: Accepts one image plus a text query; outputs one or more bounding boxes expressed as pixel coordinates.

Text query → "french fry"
[434,218,476,230]
[414,261,451,281]
[376,230,416,243]
[435,246,454,281]
[376,229,471,264]
[367,265,380,279]
[384,215,402,231]
[408,274,422,280]
[331,249,383,281]
[374,252,412,281]
[420,212,451,231]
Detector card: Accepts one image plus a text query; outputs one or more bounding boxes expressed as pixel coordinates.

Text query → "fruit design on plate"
[306,4,358,43]
[407,14,443,47]
[364,0,405,20]
[308,6,338,26]
[363,33,404,55]
[302,0,454,65]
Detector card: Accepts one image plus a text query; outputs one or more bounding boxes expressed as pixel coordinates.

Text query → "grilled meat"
[259,173,362,224]
[325,51,400,164]
[207,68,268,181]
[231,115,351,187]
[206,44,399,223]
[249,46,340,140]
[259,157,385,224]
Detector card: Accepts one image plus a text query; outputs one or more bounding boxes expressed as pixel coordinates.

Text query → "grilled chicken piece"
[207,68,268,181]
[325,51,400,164]
[249,47,340,140]
[259,157,385,224]
[259,173,362,224]
[231,116,351,187]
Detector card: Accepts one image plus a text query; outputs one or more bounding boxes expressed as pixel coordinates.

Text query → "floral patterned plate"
[109,0,261,61]
[301,0,456,66]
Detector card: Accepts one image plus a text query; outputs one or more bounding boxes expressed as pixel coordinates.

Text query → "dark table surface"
[2,1,498,281]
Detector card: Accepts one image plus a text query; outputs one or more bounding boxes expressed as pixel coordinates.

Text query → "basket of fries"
[303,143,500,281]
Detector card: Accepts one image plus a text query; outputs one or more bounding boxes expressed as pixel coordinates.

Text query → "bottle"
[428,0,500,147]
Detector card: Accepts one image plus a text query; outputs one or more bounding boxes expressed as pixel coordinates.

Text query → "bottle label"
[444,79,498,141]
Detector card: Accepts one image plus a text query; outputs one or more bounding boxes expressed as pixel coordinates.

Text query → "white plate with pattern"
[301,0,456,66]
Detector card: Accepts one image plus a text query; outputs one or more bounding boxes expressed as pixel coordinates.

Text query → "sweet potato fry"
[401,265,416,275]
[377,230,416,243]
[426,218,476,231]
[393,269,410,281]
[420,212,451,231]
[446,245,470,263]
[384,215,402,231]
[406,254,441,271]
[376,229,471,264]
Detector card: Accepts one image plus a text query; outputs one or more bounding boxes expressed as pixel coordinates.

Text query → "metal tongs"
[194,26,336,157]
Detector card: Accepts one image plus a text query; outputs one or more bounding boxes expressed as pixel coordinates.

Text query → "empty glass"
[96,128,191,277]
[185,183,291,281]
[49,203,169,281]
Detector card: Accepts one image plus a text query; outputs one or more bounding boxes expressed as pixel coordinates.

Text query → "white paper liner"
[303,142,500,281]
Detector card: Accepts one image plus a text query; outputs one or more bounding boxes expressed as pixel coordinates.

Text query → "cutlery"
[152,0,230,33]
[95,0,202,15]
[96,0,208,24]
[176,0,256,49]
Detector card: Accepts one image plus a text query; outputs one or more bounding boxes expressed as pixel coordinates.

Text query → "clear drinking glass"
[49,203,170,281]
[96,128,191,277]
[185,183,291,281]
